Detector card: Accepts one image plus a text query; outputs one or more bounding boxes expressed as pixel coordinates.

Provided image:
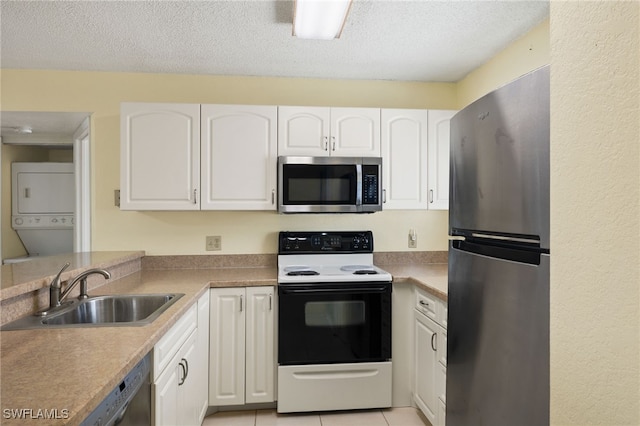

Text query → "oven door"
[278,282,392,365]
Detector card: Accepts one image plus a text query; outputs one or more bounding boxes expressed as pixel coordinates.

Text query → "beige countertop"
[382,263,448,301]
[0,267,276,426]
[0,256,445,425]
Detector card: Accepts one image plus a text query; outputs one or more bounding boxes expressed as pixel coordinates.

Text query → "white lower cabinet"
[209,286,275,406]
[153,292,210,426]
[414,287,447,426]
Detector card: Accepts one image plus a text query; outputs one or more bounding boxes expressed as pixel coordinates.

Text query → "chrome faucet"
[57,268,112,305]
[35,265,112,317]
[48,262,70,310]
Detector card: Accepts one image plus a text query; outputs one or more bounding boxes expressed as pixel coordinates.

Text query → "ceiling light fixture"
[1,126,33,134]
[293,0,353,40]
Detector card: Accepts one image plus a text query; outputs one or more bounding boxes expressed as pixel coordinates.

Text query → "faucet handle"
[51,262,70,288]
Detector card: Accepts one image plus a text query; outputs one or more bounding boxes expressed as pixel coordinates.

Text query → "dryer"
[7,162,74,263]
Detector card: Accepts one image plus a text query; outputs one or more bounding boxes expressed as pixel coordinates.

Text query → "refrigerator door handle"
[452,239,543,266]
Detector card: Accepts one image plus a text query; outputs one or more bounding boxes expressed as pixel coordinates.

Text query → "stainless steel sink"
[1,293,184,330]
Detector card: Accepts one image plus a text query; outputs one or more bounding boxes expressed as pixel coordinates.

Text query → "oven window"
[282,164,357,205]
[305,301,366,327]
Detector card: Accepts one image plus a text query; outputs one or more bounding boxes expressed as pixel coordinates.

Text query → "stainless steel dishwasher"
[81,352,151,426]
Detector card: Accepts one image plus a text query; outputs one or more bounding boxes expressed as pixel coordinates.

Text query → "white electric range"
[276,231,393,413]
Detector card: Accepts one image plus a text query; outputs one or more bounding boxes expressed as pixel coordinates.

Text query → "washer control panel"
[12,215,74,229]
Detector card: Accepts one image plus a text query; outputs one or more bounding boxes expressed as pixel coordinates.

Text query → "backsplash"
[0,256,142,326]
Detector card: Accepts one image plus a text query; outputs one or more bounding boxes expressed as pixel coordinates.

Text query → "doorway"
[0,111,91,261]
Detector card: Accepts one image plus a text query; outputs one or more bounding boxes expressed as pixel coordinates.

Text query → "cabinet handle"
[240,295,243,312]
[429,189,434,203]
[383,189,386,203]
[431,332,437,352]
[272,189,275,205]
[193,189,198,204]
[183,357,189,381]
[331,136,336,151]
[24,188,31,198]
[324,136,328,151]
[269,294,272,311]
[419,300,430,308]
[178,360,187,386]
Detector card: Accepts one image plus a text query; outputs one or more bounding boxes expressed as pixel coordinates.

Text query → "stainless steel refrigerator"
[446,65,550,426]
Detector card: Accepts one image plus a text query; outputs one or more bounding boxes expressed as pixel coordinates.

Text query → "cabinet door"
[381,109,428,209]
[427,110,456,210]
[201,105,277,210]
[178,331,199,425]
[437,398,447,426]
[153,351,180,426]
[209,288,246,406]
[414,311,438,425]
[331,107,381,157]
[195,292,210,423]
[278,106,330,156]
[436,360,447,408]
[245,287,275,403]
[120,102,200,210]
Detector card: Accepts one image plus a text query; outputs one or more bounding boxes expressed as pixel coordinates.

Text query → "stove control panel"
[279,231,373,254]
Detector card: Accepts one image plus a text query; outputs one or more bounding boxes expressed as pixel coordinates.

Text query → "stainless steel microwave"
[278,156,382,213]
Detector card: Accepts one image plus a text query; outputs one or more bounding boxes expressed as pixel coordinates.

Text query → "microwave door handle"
[356,164,363,206]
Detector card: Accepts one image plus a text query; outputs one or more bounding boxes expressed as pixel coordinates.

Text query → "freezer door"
[446,241,549,426]
[449,66,550,248]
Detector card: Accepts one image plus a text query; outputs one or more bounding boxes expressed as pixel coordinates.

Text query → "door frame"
[73,117,91,252]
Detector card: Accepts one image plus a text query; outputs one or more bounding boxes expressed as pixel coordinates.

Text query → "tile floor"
[202,407,428,426]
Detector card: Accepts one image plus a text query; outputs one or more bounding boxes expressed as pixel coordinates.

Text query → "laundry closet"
[1,111,88,263]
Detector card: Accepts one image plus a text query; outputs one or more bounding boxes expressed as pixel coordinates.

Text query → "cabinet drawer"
[439,303,448,329]
[154,303,197,380]
[415,289,437,322]
[415,286,447,329]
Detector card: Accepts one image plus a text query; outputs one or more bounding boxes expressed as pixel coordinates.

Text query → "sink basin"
[42,294,182,326]
[1,293,184,330]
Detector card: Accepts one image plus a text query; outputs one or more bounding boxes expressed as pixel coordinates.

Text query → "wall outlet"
[408,229,417,248]
[206,236,222,251]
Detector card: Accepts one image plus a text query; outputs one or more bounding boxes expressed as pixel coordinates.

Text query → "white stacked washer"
[277,231,393,413]
[5,162,74,264]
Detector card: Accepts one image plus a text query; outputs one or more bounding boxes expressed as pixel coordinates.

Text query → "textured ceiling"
[1,0,549,83]
[0,0,549,137]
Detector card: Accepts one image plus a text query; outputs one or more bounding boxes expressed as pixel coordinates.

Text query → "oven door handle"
[279,285,390,295]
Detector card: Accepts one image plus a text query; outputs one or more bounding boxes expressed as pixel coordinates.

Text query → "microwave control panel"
[362,164,379,205]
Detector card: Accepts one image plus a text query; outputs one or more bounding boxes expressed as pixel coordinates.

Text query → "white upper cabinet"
[381,108,457,211]
[120,102,201,210]
[201,105,277,210]
[277,106,330,156]
[278,106,380,157]
[427,110,456,210]
[121,103,277,211]
[330,108,381,156]
[381,109,429,209]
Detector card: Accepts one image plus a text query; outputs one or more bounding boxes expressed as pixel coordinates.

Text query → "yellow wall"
[550,1,639,424]
[457,18,550,108]
[1,71,457,255]
[4,5,638,424]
